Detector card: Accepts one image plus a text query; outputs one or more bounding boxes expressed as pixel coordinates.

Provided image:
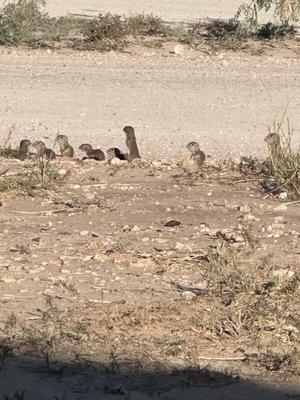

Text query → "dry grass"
[262,120,300,198]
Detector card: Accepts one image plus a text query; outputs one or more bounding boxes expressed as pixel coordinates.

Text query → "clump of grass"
[262,119,299,198]
[0,157,62,195]
[76,13,165,50]
[78,13,128,51]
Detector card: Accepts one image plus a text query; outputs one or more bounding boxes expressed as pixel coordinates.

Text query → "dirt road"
[0,47,299,159]
[0,0,270,21]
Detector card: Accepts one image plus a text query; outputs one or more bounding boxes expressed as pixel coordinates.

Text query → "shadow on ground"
[0,355,298,400]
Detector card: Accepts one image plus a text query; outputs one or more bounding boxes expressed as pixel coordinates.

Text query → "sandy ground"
[0,46,299,160]
[0,0,272,21]
[0,156,299,399]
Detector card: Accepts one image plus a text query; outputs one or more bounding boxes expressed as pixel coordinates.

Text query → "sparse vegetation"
[0,156,62,195]
[236,118,299,198]
[0,0,297,52]
[262,120,300,198]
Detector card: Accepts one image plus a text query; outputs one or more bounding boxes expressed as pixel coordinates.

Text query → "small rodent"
[264,132,282,157]
[55,135,74,158]
[32,141,56,160]
[18,139,33,160]
[182,141,206,172]
[79,143,105,161]
[106,147,127,161]
[123,126,141,161]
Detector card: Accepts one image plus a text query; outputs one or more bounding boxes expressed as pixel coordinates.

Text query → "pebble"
[0,276,17,283]
[273,204,288,212]
[58,168,67,177]
[278,192,288,200]
[238,204,252,213]
[171,45,184,55]
[181,291,196,301]
[94,253,109,262]
[273,269,295,280]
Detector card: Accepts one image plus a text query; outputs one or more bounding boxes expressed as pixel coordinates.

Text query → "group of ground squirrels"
[16,126,281,171]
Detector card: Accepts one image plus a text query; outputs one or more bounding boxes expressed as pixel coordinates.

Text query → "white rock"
[58,168,67,177]
[278,192,288,200]
[110,158,128,166]
[243,213,259,221]
[273,269,295,280]
[0,276,17,283]
[172,45,184,55]
[80,230,89,236]
[273,204,288,212]
[181,291,196,301]
[94,253,109,262]
[132,225,141,232]
[238,204,252,213]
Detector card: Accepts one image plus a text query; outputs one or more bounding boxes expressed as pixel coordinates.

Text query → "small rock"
[175,242,193,251]
[110,158,129,166]
[171,45,184,55]
[80,230,89,236]
[243,213,259,222]
[132,225,141,232]
[0,276,17,283]
[273,204,288,212]
[273,269,295,280]
[181,291,196,301]
[282,325,299,334]
[238,204,252,213]
[58,168,67,177]
[164,220,181,227]
[94,253,108,262]
[278,192,288,200]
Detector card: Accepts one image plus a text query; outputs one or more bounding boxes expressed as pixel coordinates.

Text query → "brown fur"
[79,144,105,161]
[55,135,74,158]
[264,132,282,157]
[184,141,206,171]
[33,141,56,160]
[123,126,141,161]
[18,139,32,160]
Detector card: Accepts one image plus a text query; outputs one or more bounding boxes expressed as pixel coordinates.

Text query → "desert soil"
[0,45,299,160]
[0,156,299,399]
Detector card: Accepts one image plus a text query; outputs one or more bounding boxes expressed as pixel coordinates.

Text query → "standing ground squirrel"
[55,135,74,158]
[17,139,33,160]
[182,141,206,172]
[123,126,141,161]
[264,132,283,158]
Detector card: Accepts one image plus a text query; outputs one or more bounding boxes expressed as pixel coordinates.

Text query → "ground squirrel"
[32,141,56,160]
[123,126,141,161]
[17,139,33,160]
[107,147,127,161]
[182,141,206,172]
[79,144,105,161]
[264,132,283,158]
[55,135,74,158]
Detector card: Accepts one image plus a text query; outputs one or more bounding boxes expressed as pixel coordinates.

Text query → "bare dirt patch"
[0,156,299,399]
